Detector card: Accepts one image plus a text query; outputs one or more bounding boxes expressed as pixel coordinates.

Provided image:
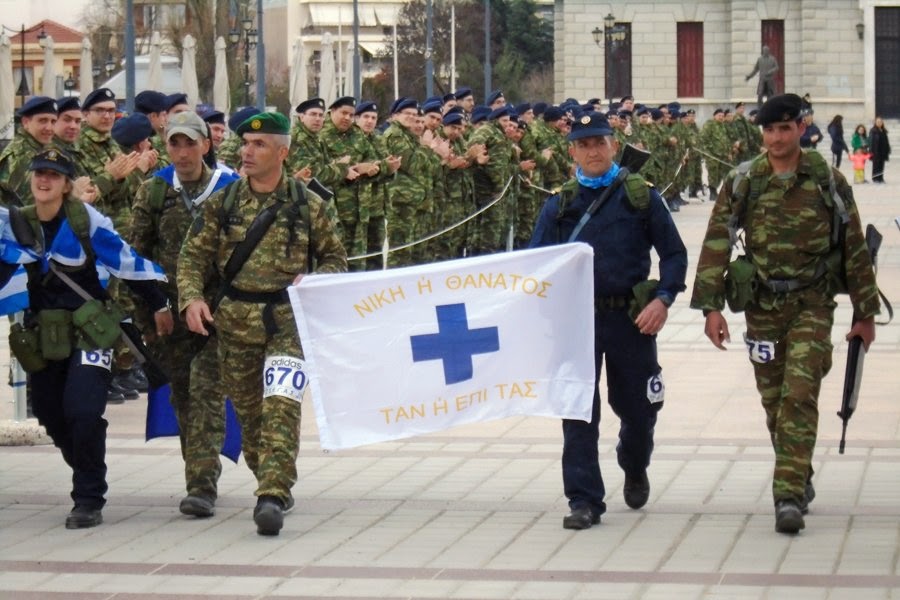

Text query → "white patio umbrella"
[345,41,357,98]
[79,37,93,97]
[212,36,230,114]
[181,34,199,108]
[145,31,163,91]
[289,36,307,115]
[318,32,336,105]
[0,33,14,139]
[41,35,56,98]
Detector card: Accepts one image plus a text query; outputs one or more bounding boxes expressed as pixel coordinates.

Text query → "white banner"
[290,244,596,450]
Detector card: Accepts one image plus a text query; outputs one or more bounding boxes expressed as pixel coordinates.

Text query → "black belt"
[595,295,629,310]
[759,278,810,294]
[223,285,290,336]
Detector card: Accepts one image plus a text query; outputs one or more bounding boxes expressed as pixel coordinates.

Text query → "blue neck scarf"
[576,162,620,189]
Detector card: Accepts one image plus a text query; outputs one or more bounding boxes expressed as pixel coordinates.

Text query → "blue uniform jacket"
[529,178,687,302]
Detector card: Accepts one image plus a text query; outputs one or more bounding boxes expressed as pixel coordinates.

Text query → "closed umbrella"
[0,33,14,140]
[41,35,56,98]
[345,41,357,98]
[289,36,307,115]
[146,31,163,91]
[181,34,199,108]
[318,32,336,105]
[79,37,93,97]
[212,36,229,114]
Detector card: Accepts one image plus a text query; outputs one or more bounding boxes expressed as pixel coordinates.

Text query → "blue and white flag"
[290,244,596,450]
[0,265,29,315]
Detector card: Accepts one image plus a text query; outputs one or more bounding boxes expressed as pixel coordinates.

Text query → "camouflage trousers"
[148,324,223,499]
[387,201,418,267]
[217,301,302,506]
[745,295,835,504]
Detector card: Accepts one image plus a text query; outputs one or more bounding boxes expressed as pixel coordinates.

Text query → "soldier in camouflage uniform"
[0,96,58,205]
[680,109,704,198]
[134,90,171,168]
[178,111,347,536]
[690,94,880,535]
[288,97,348,188]
[53,97,83,157]
[729,102,762,163]
[532,106,571,193]
[437,111,477,258]
[217,107,260,170]
[699,108,733,195]
[131,111,240,518]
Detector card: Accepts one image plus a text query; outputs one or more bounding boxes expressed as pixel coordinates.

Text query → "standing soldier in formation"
[729,102,762,163]
[288,98,348,187]
[467,106,517,254]
[216,107,260,170]
[437,110,478,259]
[0,97,58,205]
[691,94,879,534]
[178,111,347,536]
[130,111,240,518]
[700,108,732,196]
[680,109,704,198]
[134,90,171,168]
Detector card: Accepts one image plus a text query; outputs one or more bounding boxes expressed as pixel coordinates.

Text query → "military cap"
[355,100,378,116]
[228,106,260,131]
[422,100,443,115]
[517,120,528,130]
[56,96,80,114]
[609,102,622,112]
[650,108,664,121]
[669,109,681,119]
[568,112,613,141]
[329,96,356,110]
[580,103,595,113]
[442,92,456,104]
[296,97,325,114]
[723,109,731,116]
[635,107,649,117]
[82,88,116,111]
[617,109,632,118]
[134,90,167,113]
[488,105,511,121]
[569,106,585,120]
[713,108,724,116]
[543,106,565,122]
[166,111,208,141]
[620,95,634,103]
[532,102,548,116]
[424,95,442,106]
[587,98,601,105]
[198,107,225,125]
[442,112,465,126]
[454,86,473,100]
[735,101,745,109]
[16,96,57,118]
[749,109,759,117]
[28,147,75,178]
[685,108,696,115]
[388,97,408,115]
[164,92,189,111]
[756,93,803,126]
[470,106,491,124]
[391,98,418,114]
[486,90,504,105]
[235,111,291,136]
[111,113,154,148]
[667,101,681,112]
[444,106,465,117]
[514,102,531,115]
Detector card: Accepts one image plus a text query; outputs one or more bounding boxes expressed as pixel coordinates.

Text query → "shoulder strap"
[63,200,95,265]
[622,173,651,212]
[567,168,631,243]
[217,180,242,232]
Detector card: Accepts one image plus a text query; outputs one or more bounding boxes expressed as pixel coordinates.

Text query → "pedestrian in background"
[827,115,850,168]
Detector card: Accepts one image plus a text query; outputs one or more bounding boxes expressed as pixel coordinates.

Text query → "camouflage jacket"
[468,121,516,200]
[699,120,732,161]
[288,122,347,189]
[690,150,880,317]
[0,130,46,205]
[381,122,430,208]
[177,170,347,311]
[216,134,242,170]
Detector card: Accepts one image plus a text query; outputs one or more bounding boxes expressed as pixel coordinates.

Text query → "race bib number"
[744,334,776,364]
[81,349,113,371]
[263,355,308,403]
[647,373,665,405]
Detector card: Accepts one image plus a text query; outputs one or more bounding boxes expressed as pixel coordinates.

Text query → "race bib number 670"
[263,355,309,403]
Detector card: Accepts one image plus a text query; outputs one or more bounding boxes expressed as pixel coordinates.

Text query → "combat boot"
[775,499,805,534]
[253,495,284,536]
[65,505,103,529]
[562,506,600,530]
[179,494,215,518]
[624,471,650,509]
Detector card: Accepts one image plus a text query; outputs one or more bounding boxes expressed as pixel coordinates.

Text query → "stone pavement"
[1,155,899,599]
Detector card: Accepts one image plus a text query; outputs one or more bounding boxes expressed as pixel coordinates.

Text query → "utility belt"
[222,285,290,336]
[595,295,629,311]
[726,255,830,312]
[597,279,661,322]
[9,299,125,373]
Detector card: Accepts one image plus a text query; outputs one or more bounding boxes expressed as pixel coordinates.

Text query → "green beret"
[235,111,291,136]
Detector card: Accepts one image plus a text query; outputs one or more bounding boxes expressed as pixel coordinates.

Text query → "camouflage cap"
[756,93,803,126]
[28,147,75,178]
[235,111,291,136]
[166,111,208,141]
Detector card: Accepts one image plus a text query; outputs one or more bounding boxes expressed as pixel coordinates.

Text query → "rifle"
[837,224,891,453]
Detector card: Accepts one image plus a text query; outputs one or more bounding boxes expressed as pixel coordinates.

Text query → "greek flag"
[0,265,29,315]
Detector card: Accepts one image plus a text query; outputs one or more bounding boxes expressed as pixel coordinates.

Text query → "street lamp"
[229,16,258,106]
[592,13,628,107]
[64,74,76,96]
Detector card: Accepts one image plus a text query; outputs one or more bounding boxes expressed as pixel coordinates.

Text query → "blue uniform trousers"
[562,308,662,514]
[30,351,112,509]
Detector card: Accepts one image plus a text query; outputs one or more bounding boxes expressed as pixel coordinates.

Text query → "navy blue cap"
[543,106,565,122]
[486,90,504,105]
[620,95,634,103]
[388,97,408,115]
[28,147,75,178]
[16,96,57,118]
[111,113,154,148]
[82,88,116,111]
[488,105,511,121]
[667,101,681,112]
[514,102,531,115]
[164,93,189,112]
[391,98,418,114]
[329,96,356,110]
[580,103,595,113]
[134,90,167,113]
[470,105,491,124]
[587,98,601,105]
[442,92,456,103]
[618,109,632,118]
[444,106,465,117]
[199,107,225,124]
[228,106,260,131]
[424,95,442,106]
[567,112,613,141]
[56,96,80,113]
[442,112,465,126]
[650,108,664,121]
[669,109,681,119]
[454,86,473,100]
[422,100,442,115]
[355,100,378,115]
[532,102,548,116]
[635,107,649,117]
[296,97,326,114]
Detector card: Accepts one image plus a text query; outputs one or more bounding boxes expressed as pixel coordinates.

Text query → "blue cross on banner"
[410,303,500,385]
